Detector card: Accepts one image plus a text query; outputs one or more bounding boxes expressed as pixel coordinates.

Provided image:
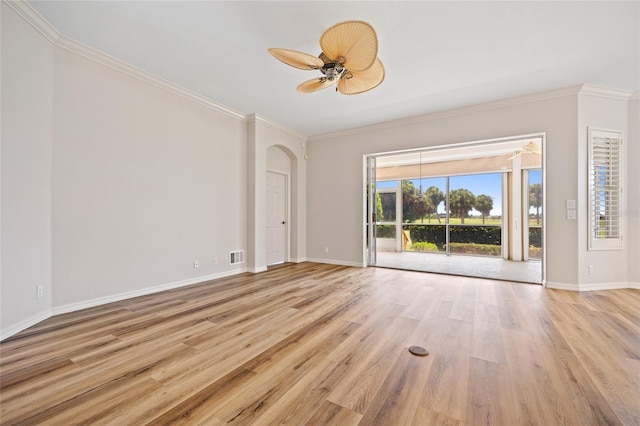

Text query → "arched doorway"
[267,146,291,265]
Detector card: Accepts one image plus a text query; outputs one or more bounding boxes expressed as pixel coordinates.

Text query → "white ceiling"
[28,1,640,137]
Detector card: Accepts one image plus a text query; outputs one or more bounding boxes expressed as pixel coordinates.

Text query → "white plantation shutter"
[588,128,623,250]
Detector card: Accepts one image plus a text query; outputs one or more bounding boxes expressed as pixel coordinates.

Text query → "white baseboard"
[52,269,247,316]
[2,269,249,341]
[545,281,579,291]
[306,258,366,268]
[546,281,636,291]
[289,257,307,263]
[1,309,52,342]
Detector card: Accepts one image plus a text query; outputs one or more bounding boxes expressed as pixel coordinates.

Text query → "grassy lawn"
[410,217,542,226]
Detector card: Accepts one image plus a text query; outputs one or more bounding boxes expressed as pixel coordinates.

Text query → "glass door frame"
[364,132,546,285]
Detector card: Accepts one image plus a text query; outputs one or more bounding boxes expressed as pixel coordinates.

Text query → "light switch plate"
[567,209,576,220]
[566,199,576,209]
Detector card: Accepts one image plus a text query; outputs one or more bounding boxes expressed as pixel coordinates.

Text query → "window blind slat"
[588,128,623,249]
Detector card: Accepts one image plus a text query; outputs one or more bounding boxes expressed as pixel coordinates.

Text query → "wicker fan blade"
[320,20,377,72]
[268,48,324,70]
[338,58,385,95]
[297,77,336,93]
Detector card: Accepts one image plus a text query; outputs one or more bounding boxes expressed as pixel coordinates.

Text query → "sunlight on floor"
[375,251,542,284]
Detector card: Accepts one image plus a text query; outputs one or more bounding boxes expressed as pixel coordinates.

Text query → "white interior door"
[266,172,287,265]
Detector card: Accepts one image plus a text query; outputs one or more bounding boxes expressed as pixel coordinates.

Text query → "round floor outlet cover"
[409,346,429,356]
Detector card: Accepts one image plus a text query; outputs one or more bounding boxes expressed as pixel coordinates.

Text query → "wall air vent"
[230,250,244,265]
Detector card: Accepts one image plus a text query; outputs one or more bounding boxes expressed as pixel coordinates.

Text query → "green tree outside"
[424,186,444,223]
[402,180,428,223]
[529,183,542,224]
[376,192,384,223]
[475,194,493,224]
[448,188,476,224]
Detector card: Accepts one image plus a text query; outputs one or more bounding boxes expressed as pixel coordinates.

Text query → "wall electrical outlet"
[324,247,329,253]
[588,265,594,274]
[213,257,218,265]
[194,260,199,268]
[36,285,44,298]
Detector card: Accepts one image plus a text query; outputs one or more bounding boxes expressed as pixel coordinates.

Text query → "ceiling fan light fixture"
[320,20,378,72]
[269,20,384,95]
[338,58,385,95]
[297,77,336,93]
[268,48,324,70]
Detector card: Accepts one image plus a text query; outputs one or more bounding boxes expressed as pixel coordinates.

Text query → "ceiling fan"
[268,20,385,95]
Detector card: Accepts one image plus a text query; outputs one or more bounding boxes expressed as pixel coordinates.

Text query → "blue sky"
[377,170,542,216]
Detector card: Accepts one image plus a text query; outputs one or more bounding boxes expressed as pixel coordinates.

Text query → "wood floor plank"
[536,343,622,425]
[211,319,361,423]
[412,408,461,425]
[465,357,518,426]
[358,349,434,425]
[560,320,640,423]
[1,342,195,422]
[502,328,567,426]
[303,400,362,426]
[326,315,419,414]
[239,356,338,425]
[419,317,473,423]
[145,367,257,425]
[0,262,638,425]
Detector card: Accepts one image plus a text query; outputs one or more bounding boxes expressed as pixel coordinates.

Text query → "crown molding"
[579,84,633,100]
[5,0,246,122]
[56,36,246,121]
[3,0,60,43]
[247,113,307,141]
[309,85,583,142]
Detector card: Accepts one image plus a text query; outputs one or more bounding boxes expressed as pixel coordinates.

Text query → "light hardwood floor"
[1,262,639,425]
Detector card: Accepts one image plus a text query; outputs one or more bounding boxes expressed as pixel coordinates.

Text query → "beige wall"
[267,146,292,174]
[307,87,640,289]
[577,90,630,287]
[1,3,254,337]
[51,47,248,309]
[1,3,54,338]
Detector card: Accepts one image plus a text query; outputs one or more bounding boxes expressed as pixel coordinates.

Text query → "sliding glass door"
[365,136,544,283]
